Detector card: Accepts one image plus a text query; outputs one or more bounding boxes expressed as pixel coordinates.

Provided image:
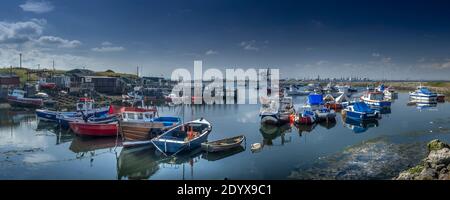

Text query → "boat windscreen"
[420,88,433,95]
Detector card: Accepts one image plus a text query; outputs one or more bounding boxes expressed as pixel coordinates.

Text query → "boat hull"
[7,96,43,108]
[201,136,245,152]
[152,130,211,154]
[120,122,166,141]
[345,110,379,121]
[70,122,118,137]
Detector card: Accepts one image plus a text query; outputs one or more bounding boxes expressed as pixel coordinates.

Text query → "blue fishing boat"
[343,102,380,121]
[151,118,212,155]
[36,98,109,122]
[304,93,336,121]
[36,109,78,121]
[409,85,437,102]
[57,112,118,129]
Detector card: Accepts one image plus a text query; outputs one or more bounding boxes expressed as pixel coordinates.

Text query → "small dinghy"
[201,135,246,152]
[251,143,262,152]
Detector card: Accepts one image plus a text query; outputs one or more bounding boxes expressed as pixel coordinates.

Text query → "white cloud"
[239,40,259,51]
[205,49,218,55]
[36,36,81,48]
[92,46,125,52]
[20,0,54,14]
[0,19,45,44]
[372,53,380,57]
[0,19,80,49]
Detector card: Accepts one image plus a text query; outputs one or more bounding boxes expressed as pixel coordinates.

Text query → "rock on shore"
[396,139,450,180]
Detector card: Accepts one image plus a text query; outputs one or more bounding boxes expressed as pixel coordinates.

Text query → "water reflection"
[407,100,438,111]
[201,146,245,161]
[0,111,35,128]
[343,117,379,134]
[259,124,293,146]
[318,120,337,129]
[295,123,316,136]
[36,121,74,145]
[117,146,161,180]
[69,136,121,153]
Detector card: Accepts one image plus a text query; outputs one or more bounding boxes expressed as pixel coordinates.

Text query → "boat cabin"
[120,107,158,122]
[10,89,26,98]
[362,92,384,101]
[76,98,95,111]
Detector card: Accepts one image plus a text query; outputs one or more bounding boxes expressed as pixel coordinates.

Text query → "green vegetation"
[0,67,138,84]
[0,67,37,83]
[406,165,424,174]
[427,139,450,152]
[425,81,450,87]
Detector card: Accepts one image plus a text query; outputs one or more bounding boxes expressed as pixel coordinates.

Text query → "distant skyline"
[1,0,450,80]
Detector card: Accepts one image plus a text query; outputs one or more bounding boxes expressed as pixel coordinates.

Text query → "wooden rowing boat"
[201,135,246,152]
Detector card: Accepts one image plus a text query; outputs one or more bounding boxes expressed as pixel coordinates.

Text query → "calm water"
[1,92,450,180]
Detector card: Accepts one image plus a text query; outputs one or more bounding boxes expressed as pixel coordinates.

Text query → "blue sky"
[1,0,450,80]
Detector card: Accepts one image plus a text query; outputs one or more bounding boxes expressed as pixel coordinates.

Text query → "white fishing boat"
[409,85,437,102]
[360,91,391,107]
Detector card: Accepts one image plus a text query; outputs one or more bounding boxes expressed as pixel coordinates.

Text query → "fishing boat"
[259,98,280,124]
[366,85,375,92]
[323,94,344,110]
[119,107,181,146]
[437,94,445,102]
[201,135,246,152]
[322,82,339,96]
[286,85,309,96]
[7,89,44,108]
[304,93,336,122]
[409,86,437,102]
[57,110,118,129]
[360,91,391,107]
[259,96,295,125]
[151,118,212,155]
[69,121,119,137]
[343,102,380,121]
[36,98,109,121]
[296,109,316,125]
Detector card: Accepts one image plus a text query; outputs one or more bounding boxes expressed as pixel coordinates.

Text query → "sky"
[1,0,450,80]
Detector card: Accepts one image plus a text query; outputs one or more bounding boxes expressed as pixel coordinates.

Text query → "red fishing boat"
[7,89,44,108]
[69,121,118,137]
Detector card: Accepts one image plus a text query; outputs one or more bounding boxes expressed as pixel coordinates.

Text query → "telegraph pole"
[19,53,22,68]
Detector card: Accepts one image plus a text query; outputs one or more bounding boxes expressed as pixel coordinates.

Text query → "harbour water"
[1,92,450,180]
